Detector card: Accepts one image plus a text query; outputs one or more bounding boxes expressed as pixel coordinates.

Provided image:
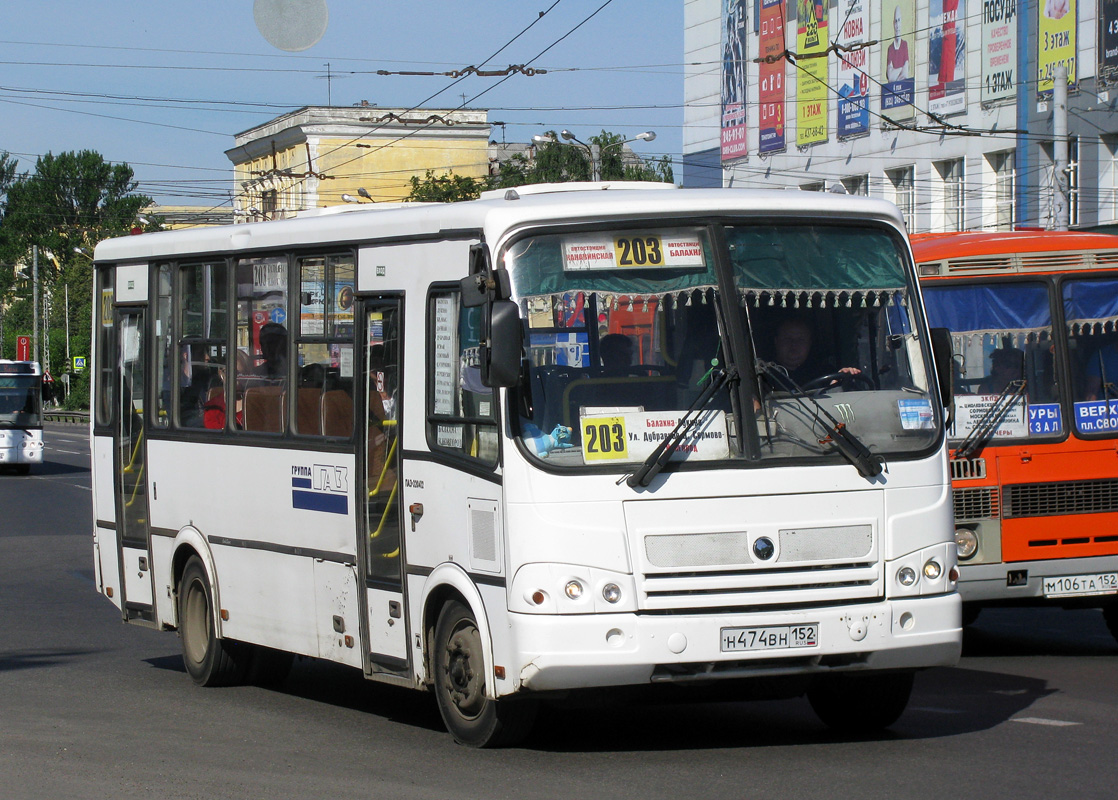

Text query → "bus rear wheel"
[807,671,914,733]
[433,600,536,748]
[179,556,248,687]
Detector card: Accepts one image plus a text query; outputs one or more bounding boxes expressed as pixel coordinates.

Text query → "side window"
[94,268,115,428]
[428,290,499,464]
[152,263,173,428]
[295,253,355,437]
[178,262,228,429]
[236,255,289,433]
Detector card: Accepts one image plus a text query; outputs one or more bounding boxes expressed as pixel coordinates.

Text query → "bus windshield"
[1064,275,1118,436]
[922,282,1061,442]
[0,375,43,428]
[507,222,938,470]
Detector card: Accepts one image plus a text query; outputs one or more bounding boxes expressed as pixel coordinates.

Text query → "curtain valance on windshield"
[922,284,1052,345]
[1064,278,1118,334]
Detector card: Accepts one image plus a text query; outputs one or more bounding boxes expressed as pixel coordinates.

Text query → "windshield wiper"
[955,379,1026,459]
[755,360,883,479]
[624,366,737,489]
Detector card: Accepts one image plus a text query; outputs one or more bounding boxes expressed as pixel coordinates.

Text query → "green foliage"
[407,169,483,203]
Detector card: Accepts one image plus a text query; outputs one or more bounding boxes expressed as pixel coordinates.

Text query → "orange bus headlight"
[954,528,978,560]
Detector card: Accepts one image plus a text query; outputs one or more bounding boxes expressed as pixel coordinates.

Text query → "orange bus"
[914,231,1118,637]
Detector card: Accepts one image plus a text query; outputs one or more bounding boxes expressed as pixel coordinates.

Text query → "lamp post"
[533,129,656,181]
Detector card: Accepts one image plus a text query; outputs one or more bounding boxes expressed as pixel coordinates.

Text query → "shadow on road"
[0,460,90,477]
[0,649,99,672]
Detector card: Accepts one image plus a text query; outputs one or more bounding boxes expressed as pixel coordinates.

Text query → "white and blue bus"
[0,359,44,473]
[91,184,960,746]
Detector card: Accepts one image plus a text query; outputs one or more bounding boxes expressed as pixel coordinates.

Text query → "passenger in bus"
[203,349,250,430]
[978,347,1024,395]
[257,322,288,381]
[179,343,214,427]
[598,333,634,373]
[1085,341,1118,401]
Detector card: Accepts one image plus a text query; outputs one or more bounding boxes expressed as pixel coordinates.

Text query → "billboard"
[880,0,915,120]
[981,0,1017,104]
[721,0,749,163]
[796,0,828,147]
[758,0,787,153]
[1101,0,1118,85]
[1038,0,1077,94]
[836,0,870,138]
[929,0,966,116]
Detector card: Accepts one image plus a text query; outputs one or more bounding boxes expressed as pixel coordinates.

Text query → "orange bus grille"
[1003,479,1118,519]
[953,486,1000,520]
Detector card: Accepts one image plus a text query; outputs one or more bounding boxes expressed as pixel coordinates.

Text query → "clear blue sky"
[1,0,684,207]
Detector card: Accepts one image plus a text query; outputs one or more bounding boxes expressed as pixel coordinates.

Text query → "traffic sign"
[16,336,30,361]
[73,356,87,372]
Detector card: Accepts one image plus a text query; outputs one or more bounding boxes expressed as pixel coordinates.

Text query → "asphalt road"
[2,424,1117,799]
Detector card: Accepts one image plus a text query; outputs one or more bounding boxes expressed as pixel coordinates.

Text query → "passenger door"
[115,309,155,623]
[359,299,409,675]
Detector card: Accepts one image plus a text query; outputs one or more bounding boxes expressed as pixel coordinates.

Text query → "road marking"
[1012,717,1081,727]
[48,449,85,455]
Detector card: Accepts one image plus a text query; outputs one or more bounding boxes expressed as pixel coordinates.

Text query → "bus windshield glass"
[506,222,938,470]
[0,375,42,428]
[923,282,1061,442]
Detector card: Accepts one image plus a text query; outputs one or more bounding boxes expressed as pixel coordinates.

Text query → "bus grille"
[1003,479,1118,519]
[950,457,987,480]
[953,486,1000,520]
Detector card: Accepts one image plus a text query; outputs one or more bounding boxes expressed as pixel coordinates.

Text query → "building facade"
[226,105,491,221]
[684,0,1118,232]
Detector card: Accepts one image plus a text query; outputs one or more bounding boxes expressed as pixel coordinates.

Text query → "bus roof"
[93,186,907,263]
[0,360,42,375]
[909,230,1118,263]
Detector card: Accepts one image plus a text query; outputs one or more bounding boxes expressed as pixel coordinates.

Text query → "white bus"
[0,359,44,473]
[91,184,961,746]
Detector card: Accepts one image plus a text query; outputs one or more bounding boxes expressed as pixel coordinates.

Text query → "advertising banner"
[929,0,966,116]
[981,0,1017,103]
[758,0,787,154]
[836,0,870,138]
[721,0,749,163]
[796,0,829,146]
[1038,0,1077,94]
[1101,0,1118,85]
[880,0,915,120]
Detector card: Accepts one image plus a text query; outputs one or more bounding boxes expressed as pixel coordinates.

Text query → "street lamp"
[535,129,656,181]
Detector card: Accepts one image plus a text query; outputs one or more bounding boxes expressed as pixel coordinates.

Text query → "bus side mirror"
[930,327,955,421]
[481,300,522,388]
[459,269,512,308]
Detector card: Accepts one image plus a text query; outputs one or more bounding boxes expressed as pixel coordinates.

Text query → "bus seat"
[242,385,285,433]
[320,389,353,438]
[297,387,323,435]
[561,375,676,429]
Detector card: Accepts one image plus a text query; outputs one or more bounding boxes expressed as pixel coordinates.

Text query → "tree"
[0,150,153,408]
[407,169,483,203]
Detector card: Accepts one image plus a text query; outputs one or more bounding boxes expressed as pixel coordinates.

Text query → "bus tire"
[807,671,914,734]
[433,600,537,747]
[179,556,248,687]
[246,644,295,688]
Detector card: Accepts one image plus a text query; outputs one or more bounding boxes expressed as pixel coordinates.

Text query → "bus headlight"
[897,566,917,587]
[923,560,942,580]
[565,580,584,600]
[954,528,978,560]
[602,583,622,604]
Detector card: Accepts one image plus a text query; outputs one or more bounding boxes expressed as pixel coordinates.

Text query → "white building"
[684,0,1118,232]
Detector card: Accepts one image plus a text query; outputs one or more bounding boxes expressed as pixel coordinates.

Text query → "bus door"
[360,299,409,675]
[115,309,155,623]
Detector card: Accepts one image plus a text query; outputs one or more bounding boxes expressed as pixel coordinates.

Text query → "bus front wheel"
[807,671,914,733]
[433,600,536,747]
[178,556,248,687]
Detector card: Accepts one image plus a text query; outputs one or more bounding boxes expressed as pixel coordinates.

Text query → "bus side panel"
[150,535,176,626]
[91,434,116,527]
[146,439,357,660]
[93,525,123,611]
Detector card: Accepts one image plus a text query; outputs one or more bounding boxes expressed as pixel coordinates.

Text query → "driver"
[770,318,861,387]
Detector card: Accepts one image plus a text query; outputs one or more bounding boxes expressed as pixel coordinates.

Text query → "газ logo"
[291,464,349,515]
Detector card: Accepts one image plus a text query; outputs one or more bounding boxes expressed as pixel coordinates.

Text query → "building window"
[988,150,1015,231]
[841,174,869,196]
[1068,136,1079,228]
[936,158,965,232]
[800,181,825,192]
[887,166,915,229]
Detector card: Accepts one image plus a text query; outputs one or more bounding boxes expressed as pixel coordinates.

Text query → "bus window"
[428,290,498,464]
[1063,276,1118,435]
[153,264,173,428]
[236,255,289,433]
[295,254,355,437]
[178,262,228,429]
[922,282,1060,441]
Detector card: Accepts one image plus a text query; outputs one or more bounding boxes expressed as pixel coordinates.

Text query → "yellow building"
[225,104,491,221]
